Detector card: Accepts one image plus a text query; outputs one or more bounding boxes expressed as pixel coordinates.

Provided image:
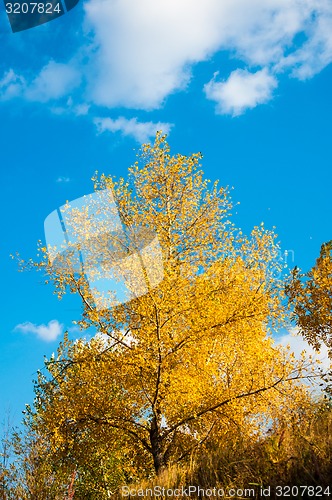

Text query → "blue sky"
[0,0,331,427]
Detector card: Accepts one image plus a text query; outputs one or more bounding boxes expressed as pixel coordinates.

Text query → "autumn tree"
[23,133,317,488]
[286,240,332,356]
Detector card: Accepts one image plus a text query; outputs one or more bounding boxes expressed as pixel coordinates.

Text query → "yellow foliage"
[28,133,315,483]
[287,240,332,356]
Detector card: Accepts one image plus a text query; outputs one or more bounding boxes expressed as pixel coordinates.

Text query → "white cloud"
[15,320,64,342]
[82,0,332,110]
[275,0,332,79]
[94,116,173,143]
[204,68,278,116]
[2,0,332,114]
[84,0,223,109]
[25,61,81,102]
[277,326,331,373]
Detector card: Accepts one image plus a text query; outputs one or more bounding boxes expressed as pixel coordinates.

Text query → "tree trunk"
[150,415,167,475]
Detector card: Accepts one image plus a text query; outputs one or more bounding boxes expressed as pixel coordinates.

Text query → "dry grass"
[111,402,332,499]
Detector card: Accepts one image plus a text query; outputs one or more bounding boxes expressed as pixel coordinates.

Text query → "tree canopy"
[286,240,332,356]
[14,133,320,495]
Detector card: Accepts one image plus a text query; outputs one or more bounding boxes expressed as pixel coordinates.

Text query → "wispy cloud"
[0,62,80,103]
[56,176,71,183]
[15,320,64,342]
[25,60,81,103]
[204,68,278,116]
[51,97,90,117]
[0,69,25,100]
[94,116,173,143]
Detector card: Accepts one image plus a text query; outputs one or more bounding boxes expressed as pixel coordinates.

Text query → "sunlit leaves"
[287,240,332,355]
[21,133,317,489]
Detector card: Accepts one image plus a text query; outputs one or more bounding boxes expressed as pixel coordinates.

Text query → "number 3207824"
[5,3,61,14]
